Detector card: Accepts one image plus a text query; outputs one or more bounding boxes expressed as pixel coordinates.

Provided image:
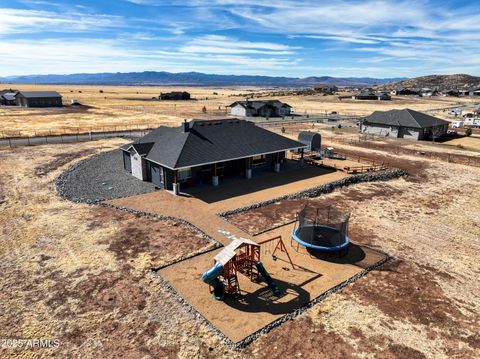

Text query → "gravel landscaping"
[56,149,156,203]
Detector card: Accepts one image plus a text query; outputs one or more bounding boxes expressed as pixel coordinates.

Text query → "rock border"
[55,155,404,350]
[151,250,393,350]
[101,203,223,266]
[218,168,407,218]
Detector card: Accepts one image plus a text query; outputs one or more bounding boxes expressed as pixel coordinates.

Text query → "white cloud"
[0,37,295,76]
[180,35,296,55]
[0,8,123,35]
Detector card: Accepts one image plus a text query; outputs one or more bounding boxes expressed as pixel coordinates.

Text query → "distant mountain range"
[0,71,405,87]
[377,74,480,91]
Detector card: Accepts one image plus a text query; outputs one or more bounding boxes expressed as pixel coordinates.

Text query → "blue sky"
[1,0,480,77]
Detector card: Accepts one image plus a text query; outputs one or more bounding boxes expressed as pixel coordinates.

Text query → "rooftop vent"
[182,119,189,132]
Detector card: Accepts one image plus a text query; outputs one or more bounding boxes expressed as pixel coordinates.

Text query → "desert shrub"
[465,127,472,136]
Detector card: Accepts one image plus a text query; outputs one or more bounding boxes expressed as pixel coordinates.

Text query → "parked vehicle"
[464,118,480,128]
[451,120,464,128]
[449,108,462,116]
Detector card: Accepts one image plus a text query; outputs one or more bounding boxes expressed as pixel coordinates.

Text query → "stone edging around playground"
[100,203,223,263]
[151,250,393,350]
[55,154,403,350]
[218,168,407,219]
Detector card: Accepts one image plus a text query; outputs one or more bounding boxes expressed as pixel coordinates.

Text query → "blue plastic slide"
[255,262,280,296]
[201,262,225,300]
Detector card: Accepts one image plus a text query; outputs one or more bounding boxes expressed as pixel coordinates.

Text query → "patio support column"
[245,157,252,179]
[300,148,305,167]
[212,163,219,186]
[172,170,180,195]
[274,152,281,173]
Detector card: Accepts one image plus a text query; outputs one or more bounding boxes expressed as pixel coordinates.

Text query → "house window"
[178,168,192,182]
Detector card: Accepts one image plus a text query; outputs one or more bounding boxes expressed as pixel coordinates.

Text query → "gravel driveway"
[56,149,157,203]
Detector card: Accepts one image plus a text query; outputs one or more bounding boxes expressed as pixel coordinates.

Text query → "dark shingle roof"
[229,100,291,109]
[124,119,305,169]
[364,109,450,128]
[16,91,62,98]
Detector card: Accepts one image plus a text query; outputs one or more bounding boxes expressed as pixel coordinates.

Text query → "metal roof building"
[15,91,62,107]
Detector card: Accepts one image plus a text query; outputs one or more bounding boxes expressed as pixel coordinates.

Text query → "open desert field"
[441,136,480,151]
[1,129,479,357]
[1,84,477,138]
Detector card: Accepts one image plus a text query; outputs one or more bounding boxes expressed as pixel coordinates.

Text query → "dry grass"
[0,135,479,358]
[1,84,475,138]
[441,136,480,151]
[0,140,229,358]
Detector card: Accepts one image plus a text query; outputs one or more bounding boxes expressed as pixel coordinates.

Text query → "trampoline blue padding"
[292,224,350,252]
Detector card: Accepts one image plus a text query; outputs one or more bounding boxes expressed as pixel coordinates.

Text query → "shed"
[15,91,62,107]
[298,131,321,151]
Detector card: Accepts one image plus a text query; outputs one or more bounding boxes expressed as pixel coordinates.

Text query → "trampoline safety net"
[294,205,350,249]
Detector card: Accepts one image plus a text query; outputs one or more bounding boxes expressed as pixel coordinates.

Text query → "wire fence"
[0,122,172,139]
[334,135,480,167]
[0,128,152,148]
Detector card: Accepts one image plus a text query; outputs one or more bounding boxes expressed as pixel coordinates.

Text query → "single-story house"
[443,89,460,97]
[467,87,480,96]
[0,92,17,106]
[160,91,191,100]
[15,91,62,107]
[228,100,292,117]
[313,84,338,94]
[120,119,305,193]
[396,88,421,96]
[352,92,391,101]
[360,108,450,141]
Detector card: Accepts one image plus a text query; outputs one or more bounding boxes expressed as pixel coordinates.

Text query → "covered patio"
[120,119,308,195]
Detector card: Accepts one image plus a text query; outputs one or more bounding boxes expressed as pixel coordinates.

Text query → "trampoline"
[292,205,350,252]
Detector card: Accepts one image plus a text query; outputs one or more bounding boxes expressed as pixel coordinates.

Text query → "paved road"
[0,129,149,147]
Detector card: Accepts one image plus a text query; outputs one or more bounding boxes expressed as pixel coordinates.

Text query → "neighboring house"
[396,88,421,96]
[468,87,480,96]
[457,88,480,96]
[313,84,338,94]
[419,88,437,97]
[352,91,391,100]
[228,100,292,117]
[360,108,450,141]
[444,89,460,97]
[120,119,305,193]
[160,91,191,100]
[0,92,17,106]
[15,91,62,107]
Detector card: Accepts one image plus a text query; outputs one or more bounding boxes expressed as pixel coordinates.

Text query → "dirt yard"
[1,138,479,358]
[1,83,475,137]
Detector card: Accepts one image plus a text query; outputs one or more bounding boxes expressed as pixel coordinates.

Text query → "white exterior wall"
[131,153,146,180]
[401,128,422,140]
[230,104,247,116]
[362,125,399,137]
